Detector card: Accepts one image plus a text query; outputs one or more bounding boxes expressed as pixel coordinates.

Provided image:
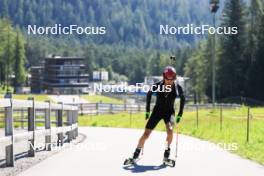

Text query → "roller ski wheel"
[163,158,175,167]
[123,158,138,166]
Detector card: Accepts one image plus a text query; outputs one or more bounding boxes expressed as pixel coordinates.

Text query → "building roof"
[45,56,84,60]
[31,66,44,69]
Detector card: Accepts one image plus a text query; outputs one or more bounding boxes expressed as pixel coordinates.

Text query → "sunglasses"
[165,78,175,81]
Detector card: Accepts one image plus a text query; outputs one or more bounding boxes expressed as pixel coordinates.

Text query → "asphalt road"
[18,127,264,176]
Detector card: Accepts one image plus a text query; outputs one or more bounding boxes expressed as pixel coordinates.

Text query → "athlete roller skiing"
[124,66,185,167]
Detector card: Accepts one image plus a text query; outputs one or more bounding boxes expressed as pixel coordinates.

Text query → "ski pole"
[175,124,179,158]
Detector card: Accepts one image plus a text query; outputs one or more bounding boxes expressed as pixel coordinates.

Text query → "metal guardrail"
[0,98,79,167]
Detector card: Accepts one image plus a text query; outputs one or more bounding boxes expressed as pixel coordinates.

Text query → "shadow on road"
[123,163,167,173]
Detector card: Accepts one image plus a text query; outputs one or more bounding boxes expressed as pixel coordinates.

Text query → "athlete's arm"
[146,90,152,113]
[145,82,159,119]
[145,88,153,119]
[177,84,185,117]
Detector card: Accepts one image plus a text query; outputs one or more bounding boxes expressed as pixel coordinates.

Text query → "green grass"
[0,94,50,101]
[78,107,264,165]
[81,95,123,104]
[179,107,264,165]
[12,94,51,101]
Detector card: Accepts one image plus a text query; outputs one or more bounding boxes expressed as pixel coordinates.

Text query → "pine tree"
[244,0,263,99]
[204,36,214,99]
[217,0,247,99]
[0,0,9,18]
[247,13,264,100]
[151,52,162,76]
[13,29,27,93]
[248,0,262,63]
[0,19,16,91]
[184,41,208,103]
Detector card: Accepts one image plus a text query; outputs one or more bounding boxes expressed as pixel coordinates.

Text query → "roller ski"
[163,158,175,167]
[123,158,139,166]
[163,147,176,167]
[123,148,141,166]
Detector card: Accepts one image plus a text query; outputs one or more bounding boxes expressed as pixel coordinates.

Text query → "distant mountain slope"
[0,0,227,49]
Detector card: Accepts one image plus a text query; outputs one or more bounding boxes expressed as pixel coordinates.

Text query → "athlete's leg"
[137,128,152,148]
[136,112,161,148]
[163,116,175,159]
[132,113,161,159]
[132,128,152,159]
[165,122,174,146]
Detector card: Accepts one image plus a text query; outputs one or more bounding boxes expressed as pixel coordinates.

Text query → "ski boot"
[163,148,175,167]
[124,148,141,166]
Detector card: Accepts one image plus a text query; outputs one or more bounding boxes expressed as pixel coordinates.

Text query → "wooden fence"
[0,98,78,167]
[78,102,241,115]
[78,103,146,115]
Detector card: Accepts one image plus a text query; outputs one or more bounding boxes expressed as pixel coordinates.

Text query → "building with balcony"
[41,56,89,94]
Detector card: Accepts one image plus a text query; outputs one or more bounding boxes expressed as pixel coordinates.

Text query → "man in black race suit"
[131,66,185,162]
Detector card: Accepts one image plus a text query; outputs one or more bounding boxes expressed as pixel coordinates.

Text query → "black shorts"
[145,110,174,130]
